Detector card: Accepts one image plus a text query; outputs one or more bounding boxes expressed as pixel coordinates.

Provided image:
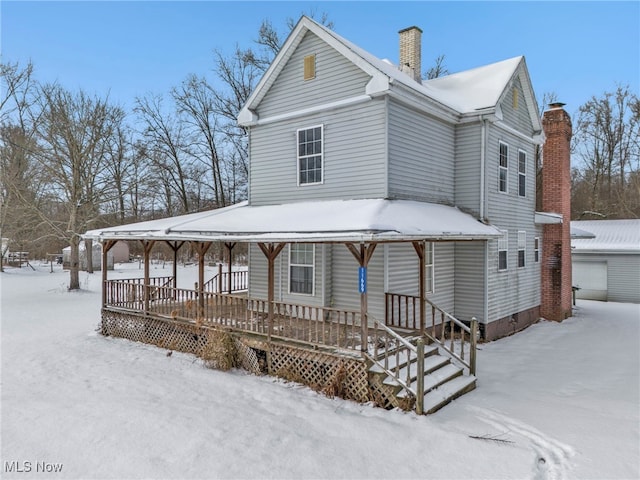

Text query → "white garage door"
[573,261,608,301]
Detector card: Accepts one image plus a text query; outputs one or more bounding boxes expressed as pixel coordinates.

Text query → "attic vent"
[512,87,519,109]
[303,54,316,81]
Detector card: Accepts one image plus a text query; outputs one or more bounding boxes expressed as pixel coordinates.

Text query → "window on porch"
[425,242,434,294]
[289,243,314,294]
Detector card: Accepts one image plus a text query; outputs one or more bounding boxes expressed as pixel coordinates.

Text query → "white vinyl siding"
[257,31,369,119]
[388,100,455,203]
[249,100,386,205]
[297,125,323,185]
[518,231,526,268]
[501,76,535,136]
[498,141,508,193]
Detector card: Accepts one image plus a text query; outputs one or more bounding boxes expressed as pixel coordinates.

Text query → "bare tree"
[0,62,44,270]
[32,84,124,289]
[572,85,640,218]
[173,75,227,207]
[135,93,194,215]
[425,54,449,80]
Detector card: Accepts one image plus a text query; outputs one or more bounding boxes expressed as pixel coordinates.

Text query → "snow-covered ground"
[1,262,638,479]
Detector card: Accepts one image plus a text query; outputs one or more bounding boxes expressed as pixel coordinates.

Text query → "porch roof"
[84,199,502,243]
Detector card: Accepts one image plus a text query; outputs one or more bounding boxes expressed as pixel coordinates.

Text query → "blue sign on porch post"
[359,267,367,294]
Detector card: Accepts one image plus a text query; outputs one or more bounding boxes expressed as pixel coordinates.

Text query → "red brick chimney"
[541,102,573,321]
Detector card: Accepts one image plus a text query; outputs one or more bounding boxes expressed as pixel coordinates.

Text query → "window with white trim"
[499,141,508,193]
[518,150,526,197]
[425,242,434,294]
[289,244,314,295]
[518,231,526,268]
[498,230,508,271]
[297,125,323,185]
[534,237,540,263]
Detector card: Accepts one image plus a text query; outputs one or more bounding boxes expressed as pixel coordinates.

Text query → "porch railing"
[104,279,362,352]
[104,280,476,376]
[105,276,175,309]
[202,268,248,293]
[385,293,477,375]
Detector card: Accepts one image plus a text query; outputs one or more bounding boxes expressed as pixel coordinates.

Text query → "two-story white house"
[87,16,573,414]
[238,17,549,340]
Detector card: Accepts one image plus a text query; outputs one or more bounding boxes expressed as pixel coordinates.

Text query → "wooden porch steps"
[368,339,476,415]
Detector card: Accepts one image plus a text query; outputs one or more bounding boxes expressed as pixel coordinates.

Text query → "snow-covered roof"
[571,219,640,253]
[84,199,502,243]
[238,16,540,129]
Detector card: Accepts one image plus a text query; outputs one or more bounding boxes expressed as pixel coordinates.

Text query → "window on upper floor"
[425,242,434,294]
[499,141,508,193]
[534,237,540,263]
[297,125,323,185]
[518,150,527,197]
[518,231,526,268]
[289,243,314,295]
[498,230,508,271]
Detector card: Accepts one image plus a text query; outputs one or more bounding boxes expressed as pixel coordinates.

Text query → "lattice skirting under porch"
[269,344,370,403]
[100,309,403,409]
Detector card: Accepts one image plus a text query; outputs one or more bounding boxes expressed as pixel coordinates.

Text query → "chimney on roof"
[399,26,423,83]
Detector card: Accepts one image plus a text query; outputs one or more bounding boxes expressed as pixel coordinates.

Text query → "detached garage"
[571,219,640,303]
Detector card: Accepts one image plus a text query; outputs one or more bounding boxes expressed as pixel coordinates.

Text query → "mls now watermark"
[4,461,64,473]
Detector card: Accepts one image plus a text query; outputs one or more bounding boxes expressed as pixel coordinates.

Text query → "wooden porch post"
[257,242,287,343]
[412,241,426,334]
[140,240,155,315]
[225,242,236,293]
[345,242,377,353]
[165,241,184,289]
[101,240,116,308]
[193,242,212,316]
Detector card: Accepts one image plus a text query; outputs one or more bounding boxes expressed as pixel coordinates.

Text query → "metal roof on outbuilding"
[571,219,640,253]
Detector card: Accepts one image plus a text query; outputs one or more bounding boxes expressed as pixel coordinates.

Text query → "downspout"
[479,115,486,220]
[484,241,489,335]
[480,115,489,334]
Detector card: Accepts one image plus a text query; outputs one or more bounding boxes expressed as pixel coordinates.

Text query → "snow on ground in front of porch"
[1,262,638,479]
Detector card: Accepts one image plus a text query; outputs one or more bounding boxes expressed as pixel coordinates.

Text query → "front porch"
[88,199,499,414]
[100,245,478,414]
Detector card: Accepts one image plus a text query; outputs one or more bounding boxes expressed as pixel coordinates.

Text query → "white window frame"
[518,149,527,197]
[498,141,508,193]
[425,242,434,294]
[517,231,526,268]
[534,237,540,263]
[498,230,508,271]
[297,125,323,186]
[289,243,315,295]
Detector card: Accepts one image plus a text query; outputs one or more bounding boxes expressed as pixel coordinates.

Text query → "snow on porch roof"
[84,199,502,243]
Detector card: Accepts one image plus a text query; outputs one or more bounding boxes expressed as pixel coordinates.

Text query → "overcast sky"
[2,1,639,118]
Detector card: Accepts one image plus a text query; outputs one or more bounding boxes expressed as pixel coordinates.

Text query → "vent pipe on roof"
[399,26,423,84]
